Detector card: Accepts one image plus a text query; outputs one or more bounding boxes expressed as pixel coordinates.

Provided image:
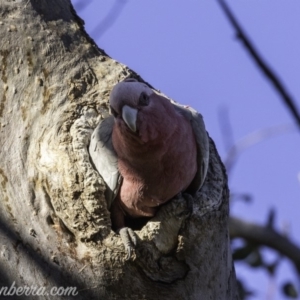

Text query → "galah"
[89,78,209,258]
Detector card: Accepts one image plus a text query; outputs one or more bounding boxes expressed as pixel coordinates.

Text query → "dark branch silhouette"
[217,0,300,130]
[229,217,300,274]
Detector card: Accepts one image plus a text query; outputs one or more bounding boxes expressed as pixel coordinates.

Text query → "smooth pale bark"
[0,0,238,299]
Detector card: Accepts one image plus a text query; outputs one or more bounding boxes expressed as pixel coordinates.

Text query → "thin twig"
[218,105,235,152]
[217,0,300,130]
[90,0,128,39]
[224,124,295,174]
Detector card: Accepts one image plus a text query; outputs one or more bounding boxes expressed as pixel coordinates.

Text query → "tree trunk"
[0,0,238,299]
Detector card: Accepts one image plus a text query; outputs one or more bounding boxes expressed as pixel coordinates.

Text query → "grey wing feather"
[173,102,210,194]
[89,116,121,208]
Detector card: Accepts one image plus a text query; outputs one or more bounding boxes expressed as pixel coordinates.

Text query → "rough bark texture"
[0,0,238,299]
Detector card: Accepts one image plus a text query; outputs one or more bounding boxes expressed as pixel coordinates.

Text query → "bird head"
[109,79,177,144]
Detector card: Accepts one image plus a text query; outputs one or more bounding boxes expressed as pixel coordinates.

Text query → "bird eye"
[138,92,149,106]
[110,106,118,117]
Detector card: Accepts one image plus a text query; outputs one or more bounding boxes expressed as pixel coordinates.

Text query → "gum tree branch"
[229,217,300,274]
[0,1,239,298]
[217,0,300,130]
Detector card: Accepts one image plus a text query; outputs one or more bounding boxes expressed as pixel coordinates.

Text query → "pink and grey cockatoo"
[89,78,209,258]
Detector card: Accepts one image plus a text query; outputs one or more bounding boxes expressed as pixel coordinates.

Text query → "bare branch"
[217,0,300,130]
[229,217,300,273]
[90,0,128,39]
[224,124,296,174]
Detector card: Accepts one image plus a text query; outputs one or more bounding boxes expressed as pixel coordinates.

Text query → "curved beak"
[122,105,137,132]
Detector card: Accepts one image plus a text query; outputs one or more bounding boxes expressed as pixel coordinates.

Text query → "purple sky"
[73,1,300,298]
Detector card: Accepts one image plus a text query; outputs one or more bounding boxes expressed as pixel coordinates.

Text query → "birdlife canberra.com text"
[0,281,78,297]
